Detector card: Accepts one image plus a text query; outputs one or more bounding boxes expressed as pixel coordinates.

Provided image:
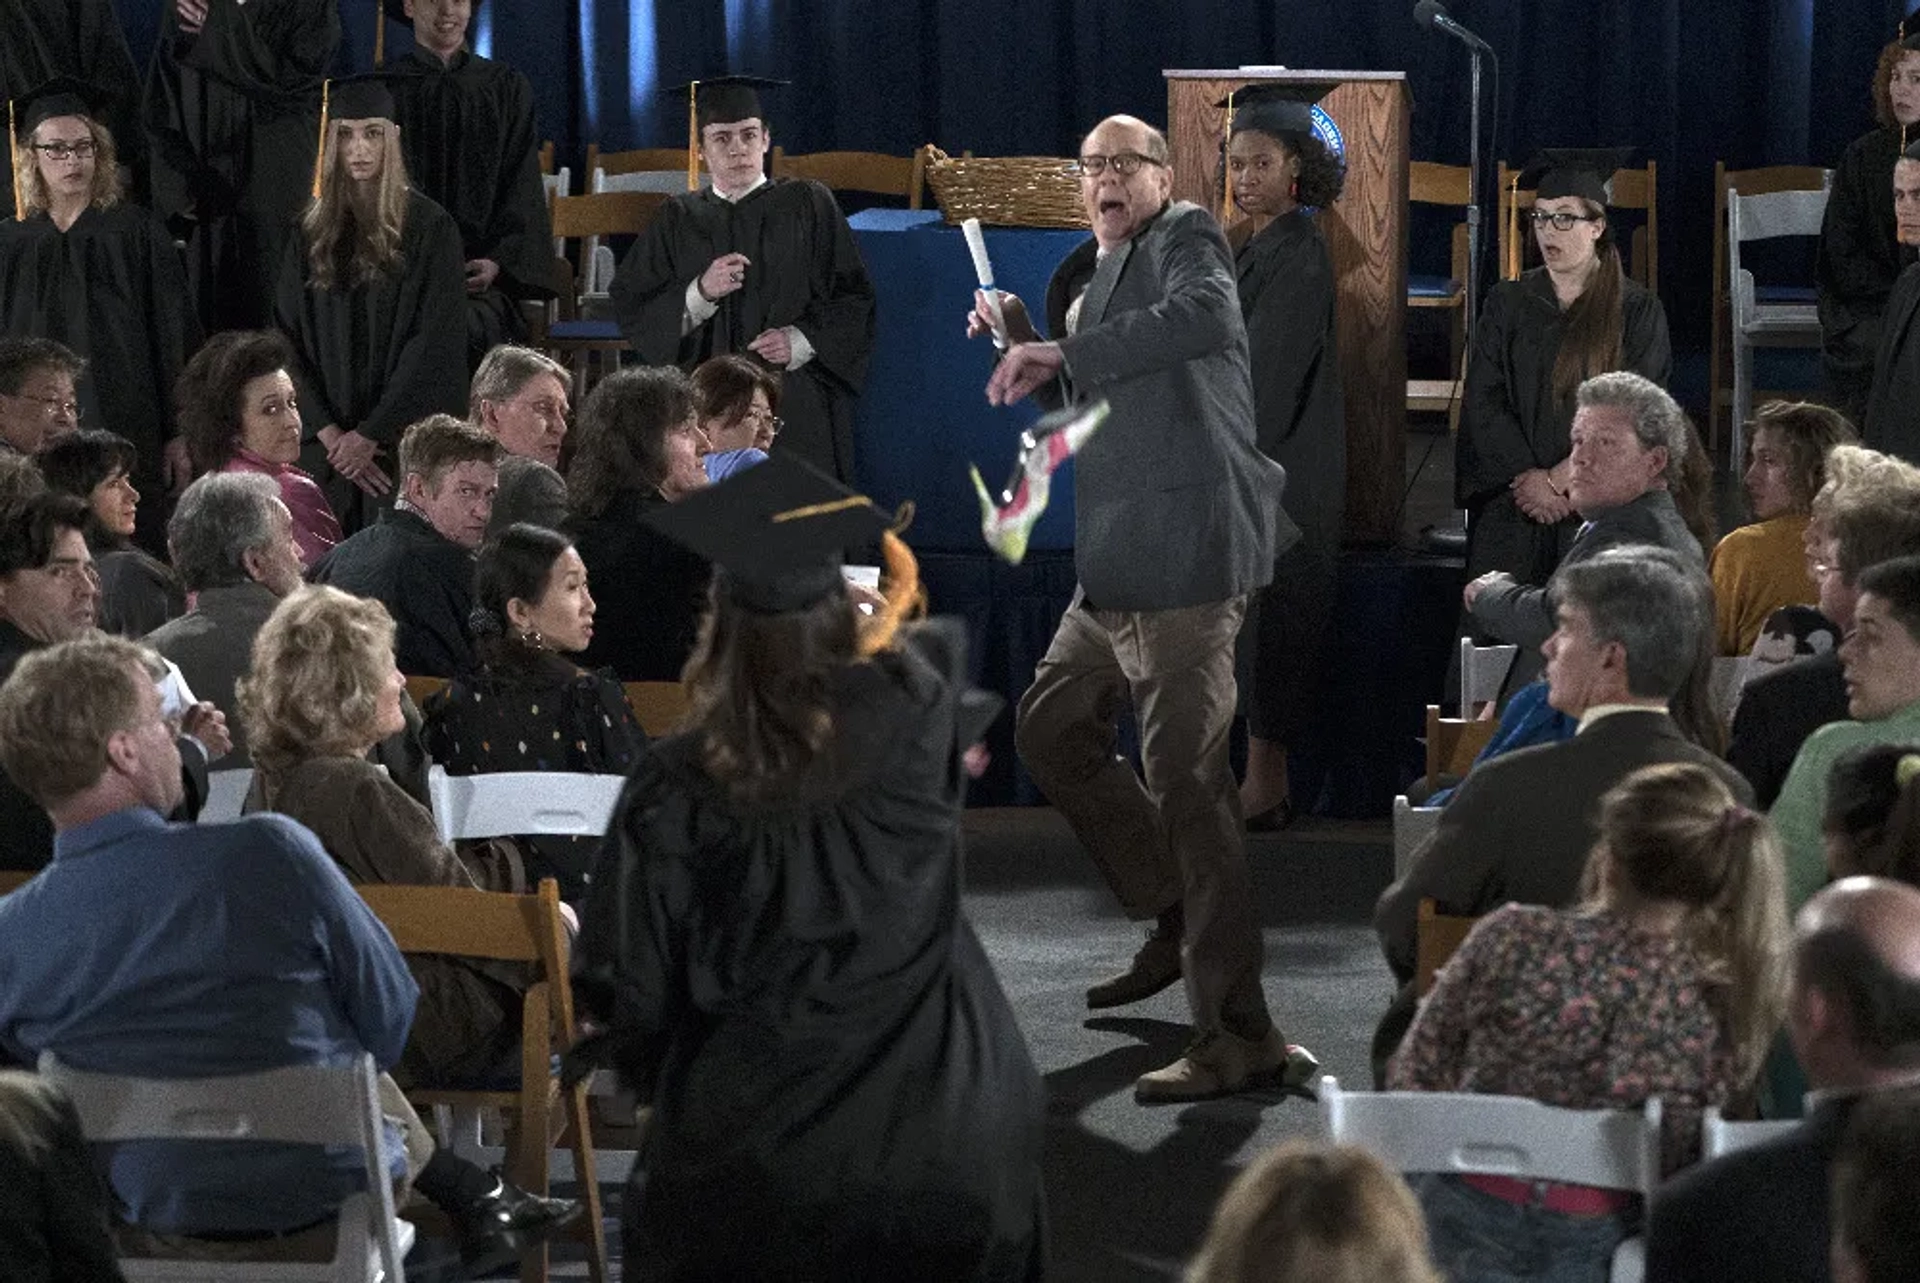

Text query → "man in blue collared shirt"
[0,634,580,1268]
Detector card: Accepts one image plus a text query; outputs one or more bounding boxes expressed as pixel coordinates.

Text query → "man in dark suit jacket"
[1466,371,1703,692]
[1373,545,1746,1074]
[974,115,1300,1104]
[310,414,499,678]
[1646,877,1920,1283]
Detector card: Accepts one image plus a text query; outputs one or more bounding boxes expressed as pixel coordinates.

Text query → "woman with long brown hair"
[1457,150,1671,603]
[271,75,465,532]
[579,455,1044,1281]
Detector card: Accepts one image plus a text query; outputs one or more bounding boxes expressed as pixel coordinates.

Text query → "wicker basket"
[924,147,1089,229]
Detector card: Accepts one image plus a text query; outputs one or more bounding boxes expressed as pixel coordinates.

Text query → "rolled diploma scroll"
[962,218,1010,349]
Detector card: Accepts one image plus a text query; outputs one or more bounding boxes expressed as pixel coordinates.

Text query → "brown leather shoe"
[1134,1029,1320,1104]
[1085,930,1183,1009]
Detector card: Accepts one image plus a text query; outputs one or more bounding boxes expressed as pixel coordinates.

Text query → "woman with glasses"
[0,80,201,554]
[1220,86,1347,830]
[1456,149,1672,608]
[692,353,780,482]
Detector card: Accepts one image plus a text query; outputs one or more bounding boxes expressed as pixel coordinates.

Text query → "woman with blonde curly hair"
[271,76,466,533]
[237,585,527,1089]
[0,80,200,552]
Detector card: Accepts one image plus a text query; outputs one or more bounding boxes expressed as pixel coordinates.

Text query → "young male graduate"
[143,0,342,333]
[1863,138,1920,465]
[0,0,145,196]
[610,77,876,483]
[380,0,555,367]
[0,78,201,548]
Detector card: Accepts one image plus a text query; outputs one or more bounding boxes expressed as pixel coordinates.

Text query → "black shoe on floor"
[454,1176,586,1275]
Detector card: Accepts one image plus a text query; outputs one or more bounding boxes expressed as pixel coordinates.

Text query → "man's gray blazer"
[1039,201,1295,612]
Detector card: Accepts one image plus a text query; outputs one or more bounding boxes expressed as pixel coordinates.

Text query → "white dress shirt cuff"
[783,326,814,370]
[682,279,720,335]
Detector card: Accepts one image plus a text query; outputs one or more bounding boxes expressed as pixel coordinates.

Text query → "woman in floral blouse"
[1389,760,1790,1281]
[423,523,645,902]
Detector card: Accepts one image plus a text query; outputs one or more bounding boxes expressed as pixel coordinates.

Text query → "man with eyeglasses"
[0,338,84,456]
[469,343,571,537]
[967,114,1311,1104]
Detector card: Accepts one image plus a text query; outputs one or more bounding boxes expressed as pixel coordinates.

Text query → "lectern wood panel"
[1165,70,1410,546]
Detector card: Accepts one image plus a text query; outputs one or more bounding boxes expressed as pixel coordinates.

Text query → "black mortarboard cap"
[1902,13,1920,51]
[660,75,787,132]
[12,76,115,141]
[329,73,397,122]
[1216,82,1333,143]
[1517,147,1637,206]
[1904,138,1920,164]
[642,452,893,614]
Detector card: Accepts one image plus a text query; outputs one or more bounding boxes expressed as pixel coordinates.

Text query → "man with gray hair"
[1465,370,1704,692]
[469,343,570,537]
[1373,544,1750,1075]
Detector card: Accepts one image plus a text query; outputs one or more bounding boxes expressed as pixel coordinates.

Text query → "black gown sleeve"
[1455,283,1537,507]
[610,199,702,366]
[1242,226,1337,457]
[1620,283,1673,386]
[789,182,877,396]
[357,200,470,447]
[272,232,346,435]
[1819,135,1899,317]
[478,70,555,299]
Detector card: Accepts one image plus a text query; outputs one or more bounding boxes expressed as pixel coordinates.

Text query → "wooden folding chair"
[623,681,691,737]
[1407,160,1471,432]
[1415,897,1479,996]
[0,869,32,896]
[404,675,450,709]
[356,880,609,1283]
[1424,704,1497,790]
[544,190,667,398]
[1498,159,1658,289]
[770,145,929,209]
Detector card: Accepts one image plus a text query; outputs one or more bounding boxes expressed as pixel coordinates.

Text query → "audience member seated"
[568,367,713,681]
[1823,744,1920,886]
[174,329,343,568]
[1646,875,1920,1283]
[1185,1141,1442,1283]
[1774,556,1920,907]
[0,634,577,1272]
[1373,545,1747,1073]
[1731,447,1920,804]
[1711,401,1856,655]
[310,414,499,679]
[693,353,778,481]
[238,586,529,1088]
[36,431,183,637]
[470,345,572,537]
[1829,1083,1920,1283]
[1391,760,1789,1279]
[0,1071,125,1282]
[1465,372,1706,693]
[423,524,645,902]
[0,337,82,456]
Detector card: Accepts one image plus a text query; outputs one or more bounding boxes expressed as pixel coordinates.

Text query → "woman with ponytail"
[1457,150,1672,607]
[577,454,1045,1280]
[1391,760,1790,1280]
[1824,743,1920,887]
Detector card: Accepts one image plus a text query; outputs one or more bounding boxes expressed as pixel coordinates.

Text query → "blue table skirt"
[849,209,1088,552]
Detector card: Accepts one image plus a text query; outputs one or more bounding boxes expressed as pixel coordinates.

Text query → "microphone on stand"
[1414,0,1493,50]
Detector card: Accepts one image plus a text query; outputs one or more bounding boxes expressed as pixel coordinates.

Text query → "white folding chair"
[580,167,709,298]
[1459,638,1519,716]
[1728,181,1831,472]
[1392,795,1441,878]
[1321,1074,1661,1283]
[41,1051,411,1282]
[424,765,626,845]
[1701,1105,1798,1160]
[200,769,253,824]
[1708,656,1751,728]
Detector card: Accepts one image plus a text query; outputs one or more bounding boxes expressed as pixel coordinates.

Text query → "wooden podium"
[1165,69,1410,546]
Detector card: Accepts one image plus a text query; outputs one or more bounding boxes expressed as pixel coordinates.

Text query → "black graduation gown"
[385,48,555,365]
[1455,267,1672,587]
[144,0,341,333]
[272,189,468,531]
[1863,260,1920,464]
[580,619,1045,1282]
[609,178,876,483]
[1817,127,1911,426]
[1235,209,1343,744]
[0,204,201,549]
[571,489,712,683]
[0,0,146,196]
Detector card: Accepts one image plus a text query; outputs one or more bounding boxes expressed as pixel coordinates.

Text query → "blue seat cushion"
[547,320,624,342]
[1754,285,1816,306]
[1408,273,1462,301]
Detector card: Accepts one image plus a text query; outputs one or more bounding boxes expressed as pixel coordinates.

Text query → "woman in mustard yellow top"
[1710,402,1856,654]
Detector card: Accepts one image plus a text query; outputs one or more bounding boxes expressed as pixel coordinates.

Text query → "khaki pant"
[1016,591,1271,1039]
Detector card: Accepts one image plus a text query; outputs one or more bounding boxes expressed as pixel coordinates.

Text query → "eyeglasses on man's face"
[1076,152,1165,179]
[1528,210,1603,231]
[3,391,81,422]
[31,139,95,162]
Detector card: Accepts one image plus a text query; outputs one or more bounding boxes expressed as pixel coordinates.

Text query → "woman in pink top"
[175,330,343,567]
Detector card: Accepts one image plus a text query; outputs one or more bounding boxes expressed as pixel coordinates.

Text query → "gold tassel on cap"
[8,99,24,222]
[1222,88,1236,223]
[374,0,386,68]
[686,79,700,193]
[310,79,331,200]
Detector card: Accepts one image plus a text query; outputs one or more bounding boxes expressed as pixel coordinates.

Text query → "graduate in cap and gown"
[1862,137,1920,465]
[1218,84,1346,829]
[610,77,876,484]
[144,0,342,333]
[578,453,1046,1281]
[0,78,201,553]
[0,0,145,198]
[1456,148,1671,597]
[1817,23,1920,427]
[379,0,555,367]
[272,73,467,533]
